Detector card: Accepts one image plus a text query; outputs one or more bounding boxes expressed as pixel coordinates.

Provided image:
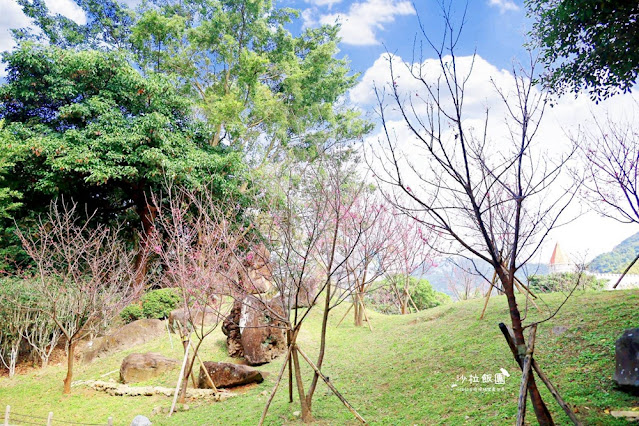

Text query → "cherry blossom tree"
[18,201,144,394]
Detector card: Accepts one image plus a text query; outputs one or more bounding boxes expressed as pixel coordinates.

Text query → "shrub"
[410,277,451,310]
[528,272,606,293]
[119,304,143,324]
[140,288,181,320]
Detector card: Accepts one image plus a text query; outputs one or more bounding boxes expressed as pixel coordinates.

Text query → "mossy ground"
[1,290,638,425]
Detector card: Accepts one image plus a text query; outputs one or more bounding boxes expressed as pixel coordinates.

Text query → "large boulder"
[197,361,263,389]
[168,306,218,335]
[82,319,166,363]
[222,301,243,358]
[120,352,179,384]
[237,243,274,294]
[240,296,287,365]
[613,328,639,392]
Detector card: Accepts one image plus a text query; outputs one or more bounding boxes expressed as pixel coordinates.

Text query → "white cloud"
[304,0,416,46]
[304,0,344,8]
[46,0,87,25]
[0,0,87,76]
[354,52,639,261]
[487,0,520,14]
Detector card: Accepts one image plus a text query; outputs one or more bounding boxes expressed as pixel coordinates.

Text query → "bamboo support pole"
[516,325,538,426]
[188,340,217,393]
[296,345,367,424]
[169,338,191,417]
[532,359,582,425]
[479,271,497,320]
[258,344,294,426]
[336,302,354,327]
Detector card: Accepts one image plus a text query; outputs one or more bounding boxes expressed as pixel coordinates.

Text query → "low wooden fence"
[3,406,113,426]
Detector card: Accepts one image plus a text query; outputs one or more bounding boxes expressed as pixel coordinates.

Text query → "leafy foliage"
[0,44,245,265]
[369,275,450,314]
[119,304,143,324]
[140,288,181,320]
[527,0,639,100]
[528,272,606,293]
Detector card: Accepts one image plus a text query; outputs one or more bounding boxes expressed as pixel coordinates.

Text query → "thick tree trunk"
[63,341,76,394]
[498,269,554,426]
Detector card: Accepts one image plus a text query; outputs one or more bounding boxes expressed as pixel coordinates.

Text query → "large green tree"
[16,0,370,165]
[527,0,639,100]
[0,44,244,268]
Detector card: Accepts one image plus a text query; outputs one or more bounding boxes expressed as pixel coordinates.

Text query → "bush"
[528,272,606,293]
[140,288,181,320]
[410,277,451,310]
[368,275,450,314]
[119,304,143,324]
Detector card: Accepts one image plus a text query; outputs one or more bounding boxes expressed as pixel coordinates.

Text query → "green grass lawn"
[1,290,638,425]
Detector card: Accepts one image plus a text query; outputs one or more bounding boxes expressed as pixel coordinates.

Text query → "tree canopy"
[527,0,639,100]
[0,44,244,266]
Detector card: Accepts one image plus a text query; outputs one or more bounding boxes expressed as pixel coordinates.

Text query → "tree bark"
[292,346,312,422]
[63,340,76,394]
[497,269,554,426]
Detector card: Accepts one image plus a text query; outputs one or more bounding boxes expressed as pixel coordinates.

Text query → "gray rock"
[130,415,152,426]
[198,361,263,388]
[239,296,287,365]
[168,307,218,335]
[81,319,166,363]
[120,353,179,384]
[613,328,639,392]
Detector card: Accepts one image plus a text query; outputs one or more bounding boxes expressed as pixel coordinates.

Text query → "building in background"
[549,243,572,274]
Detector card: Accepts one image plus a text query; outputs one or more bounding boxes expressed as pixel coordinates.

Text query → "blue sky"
[1,0,639,263]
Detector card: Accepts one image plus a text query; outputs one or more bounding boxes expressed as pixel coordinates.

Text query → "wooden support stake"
[336,302,354,327]
[295,345,367,424]
[479,271,497,320]
[258,344,294,426]
[188,340,217,393]
[514,279,543,313]
[47,411,54,426]
[516,325,538,426]
[107,416,113,426]
[532,359,582,425]
[169,338,191,417]
[359,295,373,332]
[4,405,9,426]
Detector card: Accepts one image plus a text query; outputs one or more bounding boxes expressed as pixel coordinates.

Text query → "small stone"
[130,415,152,426]
[151,406,162,416]
[551,326,569,336]
[293,411,301,417]
[260,390,268,396]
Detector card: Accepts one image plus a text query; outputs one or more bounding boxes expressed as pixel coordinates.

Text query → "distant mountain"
[589,232,639,273]
[417,258,550,296]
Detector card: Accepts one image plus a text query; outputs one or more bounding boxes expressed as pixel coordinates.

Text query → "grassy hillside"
[1,290,638,425]
[589,232,639,273]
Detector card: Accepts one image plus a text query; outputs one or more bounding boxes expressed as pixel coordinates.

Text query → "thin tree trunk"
[292,345,312,422]
[63,340,76,394]
[498,270,554,426]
